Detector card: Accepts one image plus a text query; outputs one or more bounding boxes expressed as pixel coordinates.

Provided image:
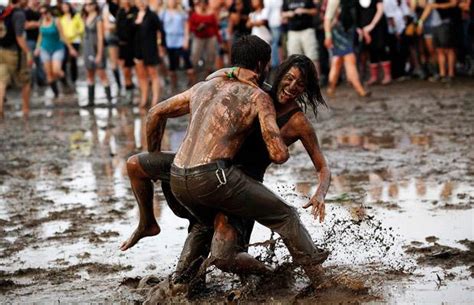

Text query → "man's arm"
[255,92,289,164]
[146,87,196,152]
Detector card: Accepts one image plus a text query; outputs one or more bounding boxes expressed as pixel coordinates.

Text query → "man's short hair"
[231,35,271,71]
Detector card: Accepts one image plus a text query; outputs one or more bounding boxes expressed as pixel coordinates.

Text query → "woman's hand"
[34,48,40,57]
[324,37,333,49]
[95,54,101,64]
[69,46,78,57]
[303,195,326,223]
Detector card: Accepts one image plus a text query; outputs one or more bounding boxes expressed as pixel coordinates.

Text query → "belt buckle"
[215,168,227,187]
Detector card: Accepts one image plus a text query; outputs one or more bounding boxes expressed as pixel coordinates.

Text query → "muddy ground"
[0,77,473,303]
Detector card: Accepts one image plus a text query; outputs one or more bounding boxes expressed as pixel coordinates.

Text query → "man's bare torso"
[174,77,267,168]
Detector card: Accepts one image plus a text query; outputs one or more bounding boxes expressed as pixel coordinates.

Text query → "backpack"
[339,0,357,31]
[0,6,18,48]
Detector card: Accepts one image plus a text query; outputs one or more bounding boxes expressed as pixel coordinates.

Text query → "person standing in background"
[282,0,321,76]
[418,0,458,82]
[35,5,76,98]
[25,0,46,87]
[82,0,112,106]
[134,0,162,108]
[324,0,370,97]
[104,0,122,91]
[160,0,196,92]
[116,0,138,103]
[59,1,83,86]
[265,0,283,69]
[228,0,251,45]
[247,0,272,44]
[0,0,32,118]
[356,0,392,85]
[189,0,222,74]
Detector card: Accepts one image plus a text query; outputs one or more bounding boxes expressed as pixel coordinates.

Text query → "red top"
[188,12,222,42]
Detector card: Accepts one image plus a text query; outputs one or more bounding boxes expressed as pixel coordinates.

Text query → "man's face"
[277,67,305,104]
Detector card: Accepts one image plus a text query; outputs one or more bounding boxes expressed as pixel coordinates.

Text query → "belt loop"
[215,163,227,187]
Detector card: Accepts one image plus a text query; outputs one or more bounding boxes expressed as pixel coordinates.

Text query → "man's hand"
[303,196,325,223]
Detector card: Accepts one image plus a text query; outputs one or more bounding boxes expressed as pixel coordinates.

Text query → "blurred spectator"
[59,1,83,85]
[25,0,46,87]
[356,0,392,85]
[35,4,75,98]
[104,0,122,90]
[228,0,251,44]
[324,0,369,96]
[265,0,283,68]
[247,0,272,44]
[134,0,162,108]
[418,0,458,82]
[282,0,320,75]
[0,0,32,117]
[82,0,111,106]
[189,0,222,73]
[160,0,196,91]
[117,0,137,103]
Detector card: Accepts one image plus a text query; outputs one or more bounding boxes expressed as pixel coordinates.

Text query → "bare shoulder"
[289,111,316,135]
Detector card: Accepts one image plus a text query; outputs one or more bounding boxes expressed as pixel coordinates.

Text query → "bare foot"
[120,223,161,251]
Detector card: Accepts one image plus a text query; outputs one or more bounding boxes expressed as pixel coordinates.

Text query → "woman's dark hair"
[271,54,327,117]
[82,0,100,18]
[61,2,76,15]
[231,35,271,71]
[39,4,52,15]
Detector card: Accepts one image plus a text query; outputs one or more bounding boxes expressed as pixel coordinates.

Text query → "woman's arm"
[364,2,385,33]
[56,19,77,56]
[96,18,105,63]
[291,112,331,222]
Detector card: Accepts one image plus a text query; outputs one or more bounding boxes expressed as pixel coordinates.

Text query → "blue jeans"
[27,40,46,86]
[270,26,281,68]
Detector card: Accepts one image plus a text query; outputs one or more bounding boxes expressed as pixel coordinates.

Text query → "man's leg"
[122,152,214,285]
[120,153,163,251]
[171,167,327,284]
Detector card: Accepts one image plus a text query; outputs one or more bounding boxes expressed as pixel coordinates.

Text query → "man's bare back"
[146,68,289,168]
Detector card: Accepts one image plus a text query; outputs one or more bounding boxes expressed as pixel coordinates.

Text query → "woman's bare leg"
[147,65,161,106]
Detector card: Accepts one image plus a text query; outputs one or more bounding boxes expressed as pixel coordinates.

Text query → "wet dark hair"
[82,0,100,18]
[271,54,327,118]
[61,2,76,15]
[231,35,271,71]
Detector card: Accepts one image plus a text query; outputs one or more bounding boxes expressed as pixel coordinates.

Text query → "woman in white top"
[264,0,282,68]
[247,0,272,44]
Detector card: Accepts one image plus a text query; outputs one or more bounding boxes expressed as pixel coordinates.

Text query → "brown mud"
[1,78,473,303]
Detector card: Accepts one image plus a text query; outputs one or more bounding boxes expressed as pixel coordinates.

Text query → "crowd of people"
[0,0,472,117]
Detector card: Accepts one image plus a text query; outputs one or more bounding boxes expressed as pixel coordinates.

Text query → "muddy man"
[124,35,330,289]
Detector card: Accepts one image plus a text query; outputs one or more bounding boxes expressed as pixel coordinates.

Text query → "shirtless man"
[146,35,328,286]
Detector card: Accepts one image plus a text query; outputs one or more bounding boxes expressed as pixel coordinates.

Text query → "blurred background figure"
[160,0,195,92]
[82,0,111,106]
[59,1,83,86]
[104,0,122,91]
[134,0,162,108]
[25,0,46,88]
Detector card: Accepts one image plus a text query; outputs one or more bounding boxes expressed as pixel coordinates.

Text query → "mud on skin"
[0,79,473,302]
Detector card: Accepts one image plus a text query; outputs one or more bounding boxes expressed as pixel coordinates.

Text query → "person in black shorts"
[116,0,137,103]
[159,0,196,93]
[356,0,392,85]
[134,0,162,108]
[121,55,331,292]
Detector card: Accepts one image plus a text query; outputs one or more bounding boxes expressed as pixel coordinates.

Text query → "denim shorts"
[40,47,65,63]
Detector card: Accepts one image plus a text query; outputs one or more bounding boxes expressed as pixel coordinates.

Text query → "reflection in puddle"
[323,131,433,150]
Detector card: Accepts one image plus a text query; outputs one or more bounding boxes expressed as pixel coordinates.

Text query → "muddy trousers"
[137,152,252,282]
[170,163,321,267]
